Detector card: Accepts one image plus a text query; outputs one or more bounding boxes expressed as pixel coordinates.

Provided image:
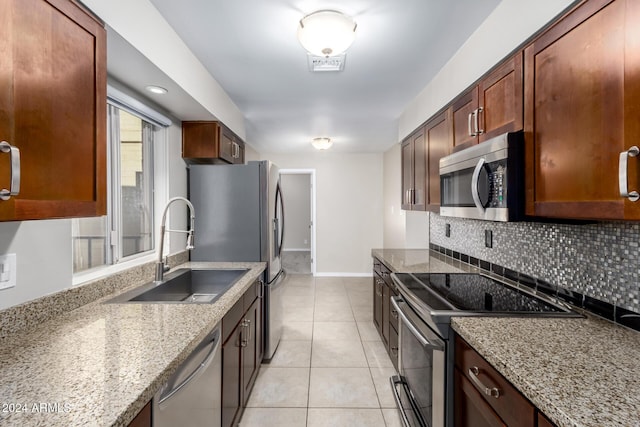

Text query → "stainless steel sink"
[107,268,249,304]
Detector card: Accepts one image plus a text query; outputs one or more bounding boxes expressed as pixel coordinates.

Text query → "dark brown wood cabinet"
[222,280,264,427]
[451,54,523,153]
[127,402,151,427]
[524,0,640,220]
[0,0,107,221]
[425,110,453,212]
[454,336,560,427]
[182,121,245,165]
[372,257,399,369]
[401,127,427,210]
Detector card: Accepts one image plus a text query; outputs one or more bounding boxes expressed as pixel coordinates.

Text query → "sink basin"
[107,268,249,304]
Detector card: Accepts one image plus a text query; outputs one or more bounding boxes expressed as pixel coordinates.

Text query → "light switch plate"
[0,253,16,290]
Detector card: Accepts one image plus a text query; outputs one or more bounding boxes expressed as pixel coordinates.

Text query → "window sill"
[72,252,156,287]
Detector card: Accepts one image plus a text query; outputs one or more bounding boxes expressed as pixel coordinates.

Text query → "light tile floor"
[241,275,403,427]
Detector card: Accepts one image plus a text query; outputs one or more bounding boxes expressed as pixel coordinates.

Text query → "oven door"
[391,296,445,427]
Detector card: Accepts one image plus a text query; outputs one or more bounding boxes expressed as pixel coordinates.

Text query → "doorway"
[279,169,316,275]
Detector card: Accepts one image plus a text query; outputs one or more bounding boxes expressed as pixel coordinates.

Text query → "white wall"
[81,0,246,140]
[399,0,575,140]
[261,152,383,275]
[383,144,406,248]
[244,143,261,163]
[280,174,311,251]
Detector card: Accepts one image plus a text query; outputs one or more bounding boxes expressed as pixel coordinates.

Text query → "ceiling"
[129,0,501,153]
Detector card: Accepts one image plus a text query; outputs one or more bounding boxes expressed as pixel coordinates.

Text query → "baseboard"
[314,272,373,277]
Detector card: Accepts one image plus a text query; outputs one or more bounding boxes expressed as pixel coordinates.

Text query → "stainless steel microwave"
[439,131,524,222]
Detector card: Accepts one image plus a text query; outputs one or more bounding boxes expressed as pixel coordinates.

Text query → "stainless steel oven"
[439,131,524,222]
[391,296,445,427]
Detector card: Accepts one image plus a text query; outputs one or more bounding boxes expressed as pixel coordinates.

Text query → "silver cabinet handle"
[391,309,398,320]
[471,158,486,212]
[246,318,252,343]
[475,107,484,135]
[0,141,20,201]
[468,112,476,137]
[468,367,501,398]
[619,146,639,201]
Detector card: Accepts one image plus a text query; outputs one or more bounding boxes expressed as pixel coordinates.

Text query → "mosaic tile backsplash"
[429,213,640,314]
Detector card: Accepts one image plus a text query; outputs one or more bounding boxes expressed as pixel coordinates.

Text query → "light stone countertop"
[373,248,640,427]
[0,261,266,427]
[452,316,640,427]
[371,248,480,274]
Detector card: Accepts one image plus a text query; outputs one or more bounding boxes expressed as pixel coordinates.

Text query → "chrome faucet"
[155,197,195,282]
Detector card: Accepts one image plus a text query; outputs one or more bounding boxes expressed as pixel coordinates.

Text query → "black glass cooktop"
[396,273,564,313]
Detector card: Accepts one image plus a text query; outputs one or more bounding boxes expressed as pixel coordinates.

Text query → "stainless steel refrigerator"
[188,160,286,360]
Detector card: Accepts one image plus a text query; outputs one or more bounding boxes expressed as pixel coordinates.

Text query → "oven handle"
[391,296,443,351]
[471,157,486,212]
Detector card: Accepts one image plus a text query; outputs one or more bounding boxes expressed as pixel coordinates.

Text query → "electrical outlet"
[445,223,451,238]
[0,254,16,290]
[485,230,493,248]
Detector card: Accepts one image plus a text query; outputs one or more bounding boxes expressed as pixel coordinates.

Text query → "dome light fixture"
[297,10,357,57]
[312,137,333,150]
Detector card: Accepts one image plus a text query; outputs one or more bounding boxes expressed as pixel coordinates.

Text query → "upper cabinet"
[182,121,245,165]
[452,53,524,152]
[0,0,107,221]
[401,127,427,211]
[524,0,640,220]
[425,110,453,212]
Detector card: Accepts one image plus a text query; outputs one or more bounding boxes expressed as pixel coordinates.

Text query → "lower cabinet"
[222,280,264,427]
[127,401,151,427]
[372,257,399,370]
[454,335,556,427]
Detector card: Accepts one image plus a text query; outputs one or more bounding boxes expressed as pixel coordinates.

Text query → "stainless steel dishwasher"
[152,325,221,427]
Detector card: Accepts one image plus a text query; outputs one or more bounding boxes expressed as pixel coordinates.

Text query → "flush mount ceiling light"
[297,10,357,57]
[145,85,168,95]
[312,137,333,150]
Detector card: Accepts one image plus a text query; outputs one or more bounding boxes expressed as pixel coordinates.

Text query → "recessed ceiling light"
[145,85,168,95]
[312,137,333,150]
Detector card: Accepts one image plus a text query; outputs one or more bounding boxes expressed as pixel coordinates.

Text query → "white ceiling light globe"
[297,10,357,57]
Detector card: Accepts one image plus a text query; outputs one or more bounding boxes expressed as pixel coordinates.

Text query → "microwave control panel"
[488,162,506,208]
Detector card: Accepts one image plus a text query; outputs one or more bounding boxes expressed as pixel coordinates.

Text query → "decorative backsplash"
[429,213,640,320]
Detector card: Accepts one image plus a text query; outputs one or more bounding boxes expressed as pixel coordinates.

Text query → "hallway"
[240,275,402,427]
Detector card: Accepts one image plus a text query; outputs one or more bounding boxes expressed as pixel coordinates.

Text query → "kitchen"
[1,0,640,426]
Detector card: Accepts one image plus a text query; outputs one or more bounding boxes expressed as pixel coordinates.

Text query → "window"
[72,91,169,274]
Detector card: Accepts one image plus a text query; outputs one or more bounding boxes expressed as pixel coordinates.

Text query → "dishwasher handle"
[158,328,221,406]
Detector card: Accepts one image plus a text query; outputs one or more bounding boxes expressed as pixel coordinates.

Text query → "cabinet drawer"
[455,337,534,427]
[243,280,260,312]
[223,298,244,344]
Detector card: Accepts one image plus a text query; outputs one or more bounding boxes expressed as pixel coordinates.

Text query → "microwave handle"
[471,158,486,212]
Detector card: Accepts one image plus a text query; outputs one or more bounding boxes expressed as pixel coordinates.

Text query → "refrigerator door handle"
[275,182,285,257]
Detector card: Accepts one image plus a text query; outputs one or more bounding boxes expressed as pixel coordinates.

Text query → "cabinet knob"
[0,141,20,201]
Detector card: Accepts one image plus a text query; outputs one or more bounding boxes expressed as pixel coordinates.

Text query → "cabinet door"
[479,52,523,142]
[425,109,453,212]
[222,327,242,427]
[412,127,427,211]
[389,325,399,371]
[537,412,556,427]
[454,369,507,427]
[524,0,640,220]
[242,297,261,406]
[373,275,383,334]
[401,138,414,210]
[219,127,235,164]
[451,87,479,152]
[0,0,106,221]
[382,279,390,346]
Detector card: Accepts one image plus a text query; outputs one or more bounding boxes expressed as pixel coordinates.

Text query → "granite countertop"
[371,248,480,274]
[373,248,640,426]
[452,316,640,427]
[0,261,266,427]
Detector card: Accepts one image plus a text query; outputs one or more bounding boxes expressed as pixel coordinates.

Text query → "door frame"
[278,169,317,276]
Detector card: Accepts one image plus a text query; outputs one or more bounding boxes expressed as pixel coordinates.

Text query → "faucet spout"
[155,197,196,282]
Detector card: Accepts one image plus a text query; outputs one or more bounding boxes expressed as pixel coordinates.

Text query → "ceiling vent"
[308,54,346,72]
